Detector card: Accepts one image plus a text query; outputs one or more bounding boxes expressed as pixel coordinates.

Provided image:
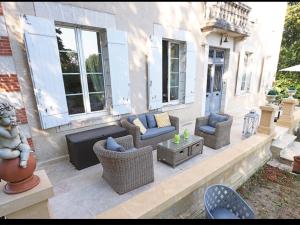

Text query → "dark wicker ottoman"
[66,125,128,170]
[157,135,203,168]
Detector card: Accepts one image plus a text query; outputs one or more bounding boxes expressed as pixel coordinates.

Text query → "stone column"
[0,170,54,219]
[257,105,278,136]
[277,98,299,128]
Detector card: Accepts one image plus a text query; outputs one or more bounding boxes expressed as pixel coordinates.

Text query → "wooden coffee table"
[157,135,203,167]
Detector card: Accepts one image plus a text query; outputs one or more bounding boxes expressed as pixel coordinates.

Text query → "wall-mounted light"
[220,34,229,45]
[223,34,228,43]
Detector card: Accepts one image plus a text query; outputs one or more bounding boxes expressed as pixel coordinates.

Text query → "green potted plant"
[266,88,278,105]
[288,86,297,98]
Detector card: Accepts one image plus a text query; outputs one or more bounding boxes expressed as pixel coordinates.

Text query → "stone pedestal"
[257,105,278,136]
[277,98,299,128]
[0,170,53,219]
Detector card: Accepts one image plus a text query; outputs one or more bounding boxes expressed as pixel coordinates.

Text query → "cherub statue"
[0,102,31,168]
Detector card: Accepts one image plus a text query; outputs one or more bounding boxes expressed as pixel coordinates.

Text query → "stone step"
[280,143,300,162]
[273,125,289,140]
[271,133,297,151]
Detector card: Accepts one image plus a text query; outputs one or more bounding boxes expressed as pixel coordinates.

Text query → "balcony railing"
[201,2,252,37]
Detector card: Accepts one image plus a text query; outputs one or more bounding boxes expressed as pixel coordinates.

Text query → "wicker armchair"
[204,184,254,219]
[194,113,233,149]
[120,114,179,149]
[93,135,154,194]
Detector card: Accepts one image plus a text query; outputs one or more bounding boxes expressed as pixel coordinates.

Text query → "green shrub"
[267,89,278,95]
[288,86,296,90]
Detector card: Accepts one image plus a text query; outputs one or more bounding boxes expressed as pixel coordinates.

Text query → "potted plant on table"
[288,86,297,98]
[266,88,278,105]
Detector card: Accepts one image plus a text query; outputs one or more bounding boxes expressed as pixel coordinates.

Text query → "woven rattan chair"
[93,135,154,194]
[204,184,254,219]
[194,113,233,149]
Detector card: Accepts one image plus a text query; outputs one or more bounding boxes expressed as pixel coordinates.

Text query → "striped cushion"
[154,112,171,128]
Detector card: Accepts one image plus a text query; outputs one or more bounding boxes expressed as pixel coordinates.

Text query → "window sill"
[161,103,190,112]
[56,110,121,133]
[69,110,110,121]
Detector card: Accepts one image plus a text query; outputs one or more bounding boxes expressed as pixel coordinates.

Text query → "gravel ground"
[237,164,300,219]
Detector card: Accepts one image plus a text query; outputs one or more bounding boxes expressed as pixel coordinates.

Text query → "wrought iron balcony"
[201,2,252,38]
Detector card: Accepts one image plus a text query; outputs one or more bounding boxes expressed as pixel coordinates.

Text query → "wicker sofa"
[194,113,233,149]
[93,135,154,194]
[120,113,179,149]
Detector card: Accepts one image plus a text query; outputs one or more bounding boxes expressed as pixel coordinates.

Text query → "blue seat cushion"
[211,208,239,219]
[199,125,216,135]
[146,113,157,128]
[138,114,148,129]
[208,113,228,128]
[128,114,148,129]
[127,115,137,124]
[106,137,125,152]
[141,126,175,140]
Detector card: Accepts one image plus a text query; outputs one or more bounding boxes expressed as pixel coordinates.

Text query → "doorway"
[205,47,225,116]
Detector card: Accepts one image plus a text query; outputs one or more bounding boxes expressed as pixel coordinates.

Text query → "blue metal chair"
[204,184,255,219]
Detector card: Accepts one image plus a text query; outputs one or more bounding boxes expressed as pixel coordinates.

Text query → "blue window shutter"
[106,29,131,115]
[185,41,197,103]
[148,35,163,110]
[23,15,70,129]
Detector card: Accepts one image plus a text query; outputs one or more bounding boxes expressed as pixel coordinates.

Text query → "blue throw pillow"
[146,113,157,128]
[138,114,148,129]
[127,115,137,124]
[208,113,228,128]
[106,137,125,152]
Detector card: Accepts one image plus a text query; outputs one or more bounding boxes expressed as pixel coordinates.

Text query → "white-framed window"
[162,40,182,104]
[56,26,106,115]
[240,52,253,92]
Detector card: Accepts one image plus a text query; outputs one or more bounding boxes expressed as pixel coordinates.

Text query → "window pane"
[59,52,80,73]
[170,72,179,87]
[206,65,212,93]
[209,49,214,58]
[87,74,104,93]
[82,30,103,73]
[85,54,102,73]
[56,27,77,52]
[89,93,105,111]
[216,50,224,59]
[244,54,249,66]
[63,75,82,94]
[170,43,179,58]
[170,87,179,101]
[170,59,179,72]
[162,40,169,103]
[241,72,247,91]
[66,95,85,114]
[246,72,252,91]
[81,30,101,54]
[213,65,222,92]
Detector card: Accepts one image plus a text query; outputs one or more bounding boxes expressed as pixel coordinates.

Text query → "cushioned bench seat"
[141,126,175,140]
[199,125,216,135]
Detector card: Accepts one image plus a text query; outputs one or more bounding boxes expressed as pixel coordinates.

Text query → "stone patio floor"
[37,115,247,219]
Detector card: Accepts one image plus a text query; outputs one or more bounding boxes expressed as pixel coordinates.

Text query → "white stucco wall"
[2,2,287,163]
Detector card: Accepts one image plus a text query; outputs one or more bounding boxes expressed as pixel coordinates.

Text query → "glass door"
[205,48,225,115]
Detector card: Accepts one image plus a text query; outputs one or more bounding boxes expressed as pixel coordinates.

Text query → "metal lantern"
[242,109,260,138]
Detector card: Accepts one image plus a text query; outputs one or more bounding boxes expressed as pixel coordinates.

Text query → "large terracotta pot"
[0,153,40,194]
[292,156,300,174]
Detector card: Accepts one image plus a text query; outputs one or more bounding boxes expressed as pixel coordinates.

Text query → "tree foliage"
[275,2,300,99]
